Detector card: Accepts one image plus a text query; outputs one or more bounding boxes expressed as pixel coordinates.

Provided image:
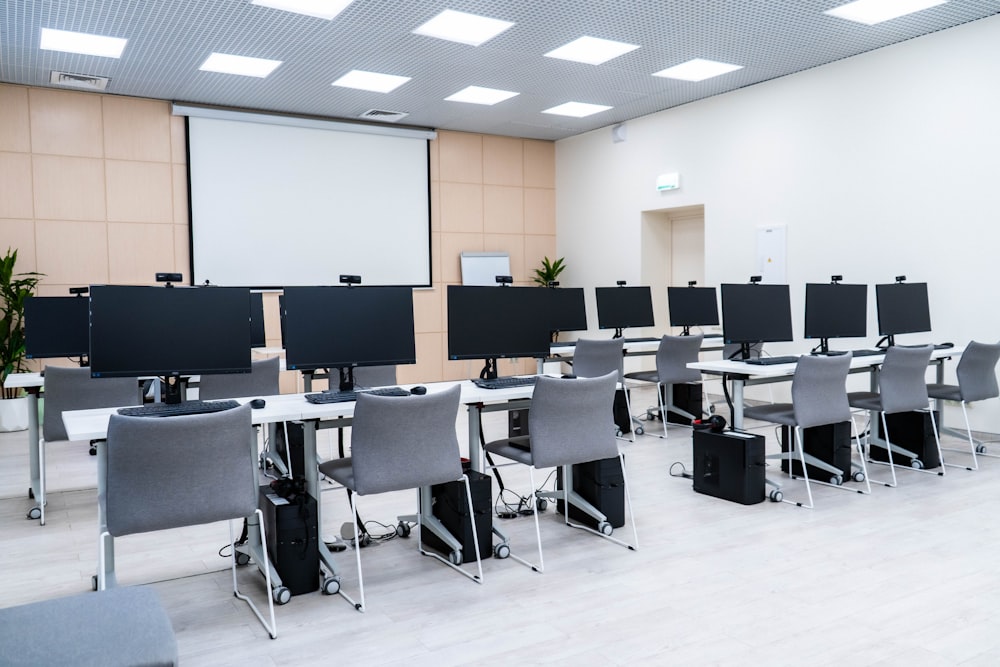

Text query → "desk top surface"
[689,345,961,377]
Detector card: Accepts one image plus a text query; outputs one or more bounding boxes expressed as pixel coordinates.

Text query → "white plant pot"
[0,396,29,432]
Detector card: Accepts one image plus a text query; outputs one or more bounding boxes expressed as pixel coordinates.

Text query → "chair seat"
[319,457,355,490]
[926,383,962,401]
[484,436,535,466]
[743,403,796,427]
[623,370,658,383]
[847,391,881,411]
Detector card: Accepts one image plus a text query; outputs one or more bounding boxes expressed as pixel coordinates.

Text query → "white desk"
[549,335,725,360]
[2,372,44,519]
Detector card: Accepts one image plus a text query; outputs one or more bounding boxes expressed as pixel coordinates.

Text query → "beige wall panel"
[170,115,187,164]
[438,182,483,233]
[483,185,524,235]
[32,155,106,221]
[278,370,299,395]
[102,97,171,162]
[399,332,443,384]
[483,136,523,186]
[0,85,31,152]
[0,219,37,271]
[28,88,103,158]
[430,232,442,284]
[428,135,440,181]
[172,224,190,276]
[36,284,72,297]
[437,131,482,184]
[523,140,555,188]
[261,292,281,345]
[106,160,173,223]
[412,286,443,334]
[440,232,483,284]
[172,164,189,225]
[483,234,525,284]
[523,235,557,281]
[429,180,441,232]
[35,220,109,284]
[0,152,35,218]
[108,222,175,284]
[524,187,556,236]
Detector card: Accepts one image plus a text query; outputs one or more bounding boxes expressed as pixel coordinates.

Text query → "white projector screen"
[186,114,431,287]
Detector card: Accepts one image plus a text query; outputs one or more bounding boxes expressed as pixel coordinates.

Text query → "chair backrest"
[572,338,624,381]
[43,366,140,442]
[351,365,397,389]
[528,372,619,469]
[349,385,462,495]
[878,345,933,414]
[104,404,256,537]
[655,334,703,384]
[198,357,280,400]
[955,341,1000,402]
[790,353,853,428]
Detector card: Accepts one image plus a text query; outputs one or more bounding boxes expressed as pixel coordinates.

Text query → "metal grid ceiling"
[1,1,998,140]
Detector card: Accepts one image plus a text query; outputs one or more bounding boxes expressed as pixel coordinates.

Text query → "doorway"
[640,204,706,335]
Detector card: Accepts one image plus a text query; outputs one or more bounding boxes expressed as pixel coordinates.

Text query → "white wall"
[557,14,1000,427]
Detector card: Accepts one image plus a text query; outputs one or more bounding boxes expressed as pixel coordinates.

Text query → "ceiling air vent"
[50,71,110,91]
[359,109,408,123]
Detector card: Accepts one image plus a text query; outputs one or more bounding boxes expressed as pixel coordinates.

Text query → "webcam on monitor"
[495,275,513,285]
[895,275,906,283]
[339,274,362,285]
[546,281,560,288]
[749,275,762,284]
[155,272,182,287]
[830,275,843,284]
[616,280,626,286]
[69,286,88,296]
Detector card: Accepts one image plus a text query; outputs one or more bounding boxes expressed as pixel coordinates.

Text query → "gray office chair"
[926,340,1000,470]
[198,356,280,399]
[572,338,635,441]
[624,334,704,438]
[33,366,139,525]
[744,353,870,508]
[318,385,482,612]
[848,345,945,487]
[483,372,637,572]
[98,404,277,639]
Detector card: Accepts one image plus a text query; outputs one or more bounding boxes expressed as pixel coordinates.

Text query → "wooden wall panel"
[0,86,31,152]
[102,97,172,162]
[0,152,34,218]
[28,88,103,158]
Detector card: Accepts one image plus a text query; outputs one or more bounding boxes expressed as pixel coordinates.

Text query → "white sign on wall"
[756,225,787,283]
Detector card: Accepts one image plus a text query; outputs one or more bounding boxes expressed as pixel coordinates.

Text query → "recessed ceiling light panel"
[544,36,640,65]
[824,0,948,25]
[653,58,743,82]
[412,9,514,46]
[40,28,127,58]
[199,53,283,77]
[332,69,411,93]
[445,86,519,105]
[542,102,613,118]
[250,0,353,21]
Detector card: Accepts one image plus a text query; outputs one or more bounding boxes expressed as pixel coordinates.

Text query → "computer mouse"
[409,386,427,395]
[250,398,266,409]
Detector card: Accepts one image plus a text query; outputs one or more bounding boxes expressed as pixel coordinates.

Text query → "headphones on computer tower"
[692,414,727,433]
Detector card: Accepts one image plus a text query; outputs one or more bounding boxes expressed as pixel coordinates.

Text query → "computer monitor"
[804,283,867,353]
[89,285,252,403]
[595,286,655,334]
[876,282,931,345]
[24,296,91,361]
[721,283,794,359]
[543,287,587,334]
[250,291,266,348]
[282,286,416,390]
[667,286,719,334]
[447,285,552,379]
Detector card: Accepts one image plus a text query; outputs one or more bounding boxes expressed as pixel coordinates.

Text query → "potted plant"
[1,248,42,431]
[531,256,566,287]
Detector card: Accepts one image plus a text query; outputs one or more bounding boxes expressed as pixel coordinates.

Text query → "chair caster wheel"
[92,575,99,591]
[976,444,987,454]
[272,586,291,605]
[448,551,463,566]
[26,507,41,520]
[28,488,34,500]
[911,459,924,469]
[359,534,372,548]
[634,425,645,436]
[536,498,548,512]
[89,446,97,456]
[493,543,510,559]
[322,577,340,595]
[597,521,613,536]
[395,521,411,538]
[852,471,866,483]
[829,475,843,485]
[235,551,251,567]
[769,489,783,502]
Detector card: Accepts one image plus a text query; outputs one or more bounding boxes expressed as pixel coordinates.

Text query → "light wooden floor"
[2,385,999,666]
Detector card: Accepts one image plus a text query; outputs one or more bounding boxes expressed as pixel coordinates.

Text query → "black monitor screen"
[250,291,266,348]
[721,283,794,345]
[667,286,720,328]
[595,286,655,330]
[282,286,416,372]
[876,282,931,336]
[24,296,90,359]
[804,283,867,340]
[447,285,552,361]
[544,287,587,333]
[89,285,252,378]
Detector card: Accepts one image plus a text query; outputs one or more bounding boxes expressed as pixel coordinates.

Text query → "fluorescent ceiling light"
[824,0,947,25]
[653,58,743,82]
[332,69,411,93]
[199,53,283,77]
[445,86,519,105]
[544,36,640,65]
[542,102,613,118]
[412,9,514,46]
[39,28,127,58]
[250,0,353,20]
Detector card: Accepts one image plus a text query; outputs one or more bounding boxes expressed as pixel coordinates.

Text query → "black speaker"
[692,429,766,504]
[422,471,493,561]
[873,410,941,469]
[556,457,625,528]
[614,388,631,434]
[662,383,703,425]
[258,485,319,596]
[780,421,853,481]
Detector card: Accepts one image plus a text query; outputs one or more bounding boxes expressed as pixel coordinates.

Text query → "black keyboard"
[624,337,659,343]
[897,343,955,351]
[118,399,240,417]
[304,386,410,404]
[743,355,800,366]
[852,349,885,357]
[472,376,539,390]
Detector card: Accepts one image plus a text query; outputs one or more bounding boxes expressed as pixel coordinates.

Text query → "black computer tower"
[614,388,632,434]
[422,471,493,561]
[258,486,319,596]
[780,421,853,480]
[692,429,766,505]
[663,383,703,426]
[273,421,306,478]
[873,410,941,469]
[556,457,626,528]
[508,407,530,438]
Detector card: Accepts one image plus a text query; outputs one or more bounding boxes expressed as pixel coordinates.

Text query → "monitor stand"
[681,326,691,336]
[338,367,355,392]
[164,372,183,404]
[811,338,831,355]
[875,335,894,349]
[480,358,498,380]
[613,328,624,339]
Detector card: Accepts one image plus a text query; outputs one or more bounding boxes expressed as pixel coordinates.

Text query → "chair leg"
[231,510,277,638]
[618,385,636,443]
[339,491,366,612]
[792,427,814,509]
[417,478,484,584]
[561,456,639,550]
[508,467,544,573]
[850,416,872,495]
[941,402,979,471]
[38,438,46,526]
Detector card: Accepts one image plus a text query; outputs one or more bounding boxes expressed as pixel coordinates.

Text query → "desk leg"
[96,441,116,589]
[731,378,745,429]
[302,419,343,595]
[237,427,284,599]
[467,402,511,557]
[26,389,43,523]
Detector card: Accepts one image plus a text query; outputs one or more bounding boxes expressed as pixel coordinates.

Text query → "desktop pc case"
[422,471,493,561]
[556,457,626,528]
[692,429,765,505]
[662,383,703,426]
[872,410,941,469]
[780,422,853,480]
[258,486,319,596]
